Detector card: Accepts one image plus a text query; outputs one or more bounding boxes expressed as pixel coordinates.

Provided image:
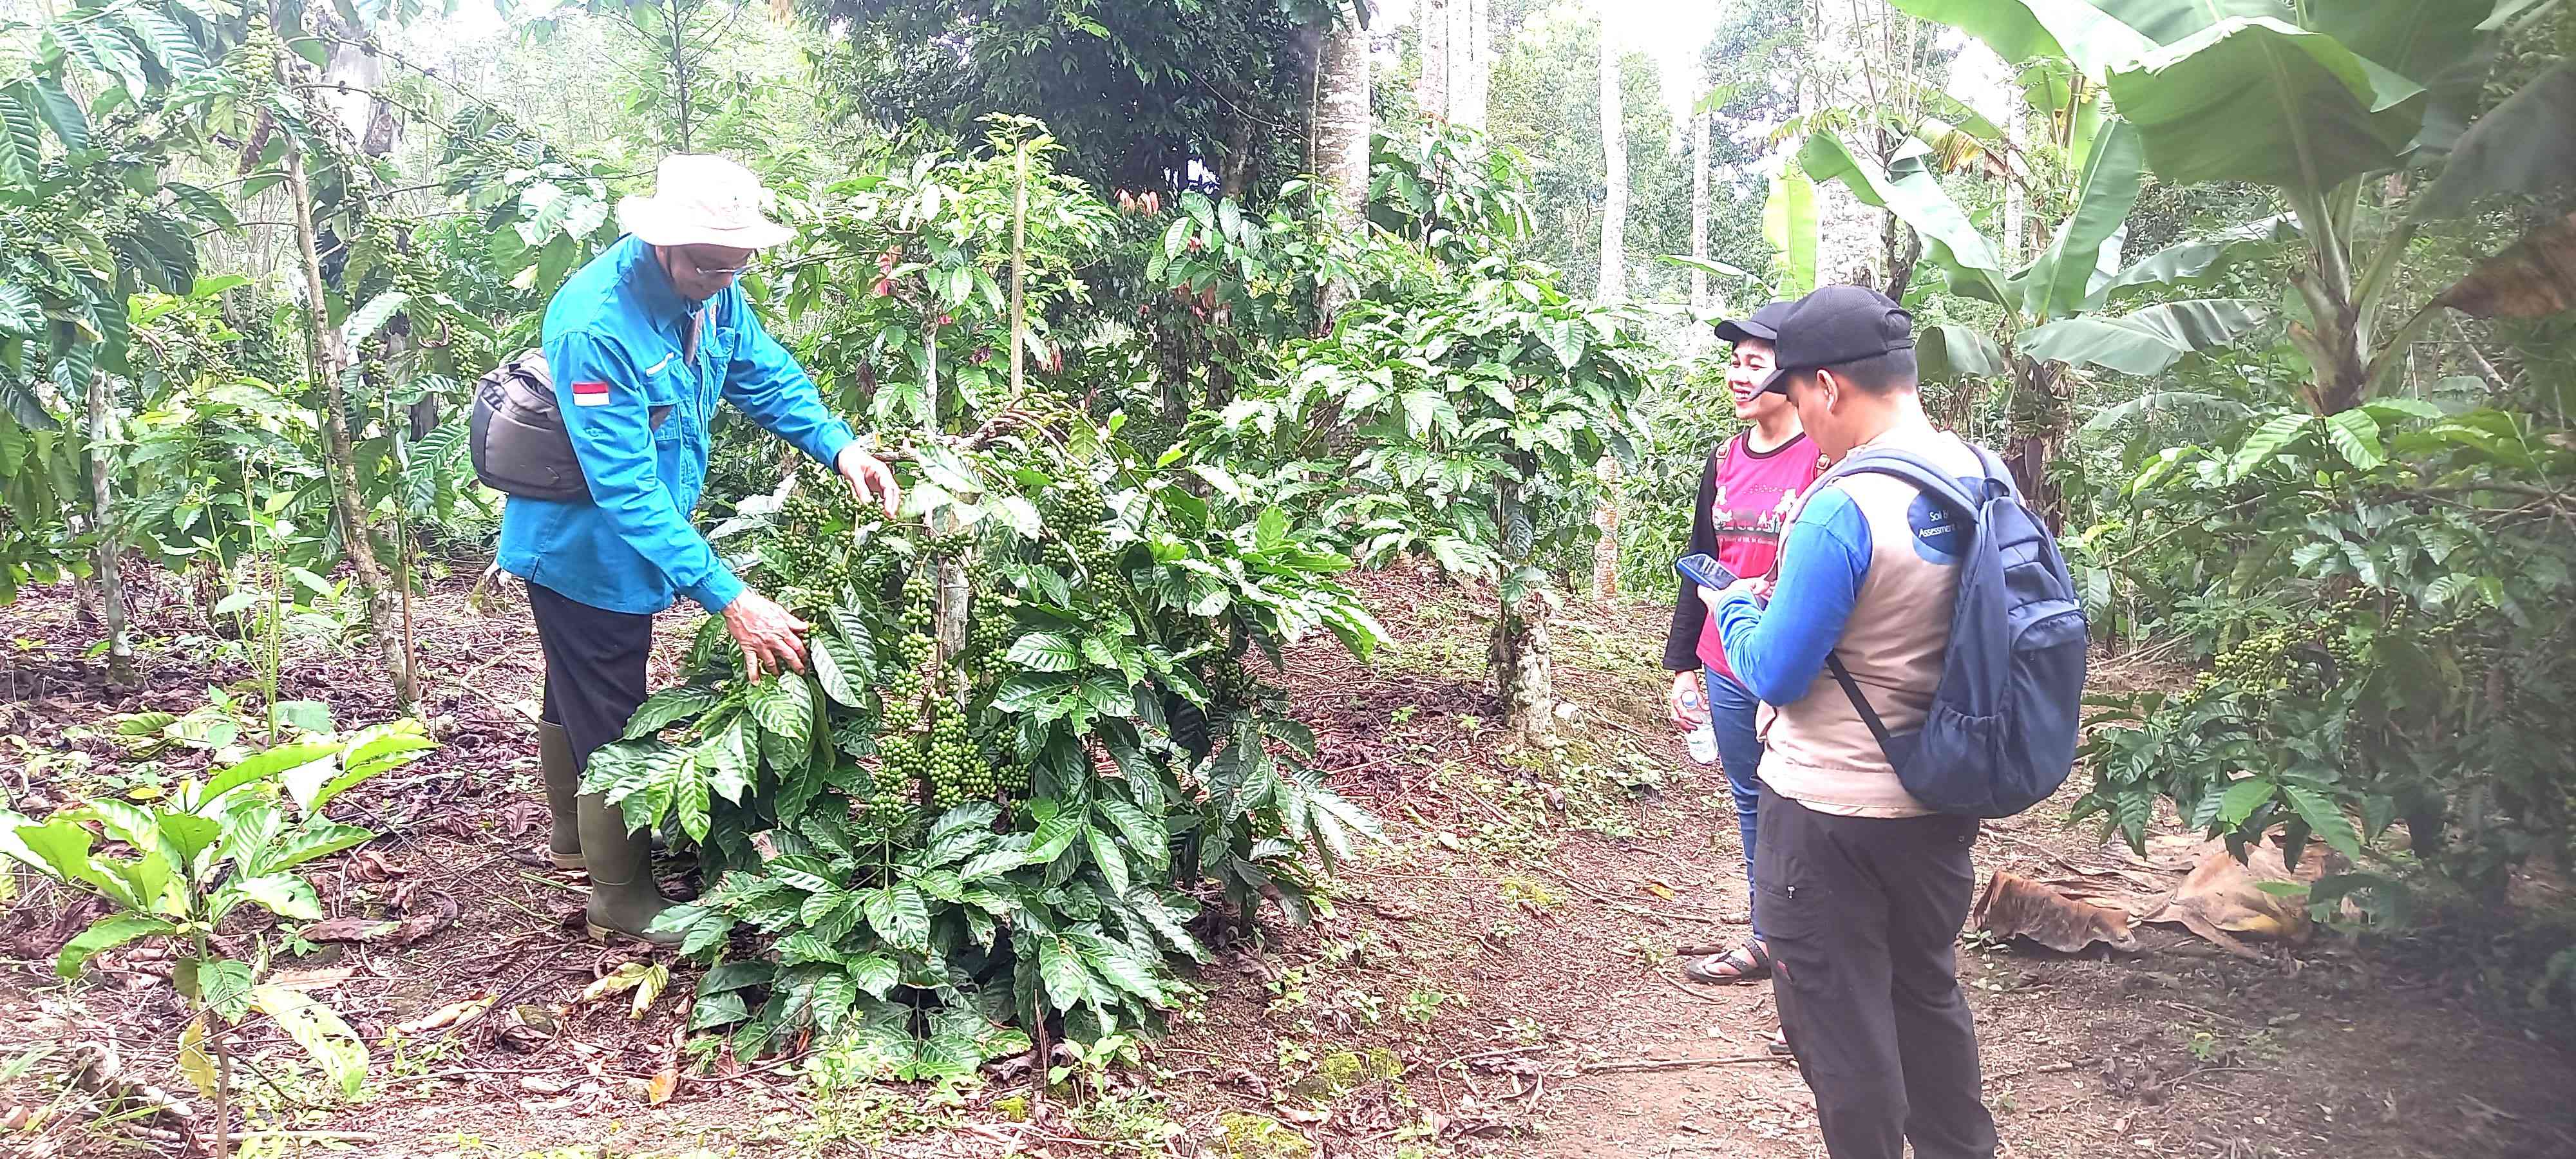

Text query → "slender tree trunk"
[1689,100,1712,341]
[282,116,418,711]
[87,369,135,686]
[1490,459,1555,742]
[666,0,694,153]
[1454,0,1490,131]
[2000,95,2026,265]
[2004,356,2066,532]
[1317,8,1372,316]
[1417,0,1449,121]
[1595,14,1625,303]
[1591,457,1622,602]
[1589,8,1625,603]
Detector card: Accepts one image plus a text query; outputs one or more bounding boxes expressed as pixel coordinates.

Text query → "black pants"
[529,581,654,773]
[1756,786,1997,1159]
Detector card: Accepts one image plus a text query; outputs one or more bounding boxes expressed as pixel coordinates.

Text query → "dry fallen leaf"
[1972,871,2140,954]
[263,967,355,993]
[301,893,457,947]
[388,994,497,1037]
[518,1076,570,1095]
[345,851,399,883]
[496,800,547,839]
[646,1066,679,1106]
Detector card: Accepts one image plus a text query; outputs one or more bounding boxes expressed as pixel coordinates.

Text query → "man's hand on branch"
[837,444,902,518]
[724,589,810,682]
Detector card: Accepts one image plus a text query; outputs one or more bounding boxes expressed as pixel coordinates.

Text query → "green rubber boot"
[537,722,585,871]
[578,793,680,947]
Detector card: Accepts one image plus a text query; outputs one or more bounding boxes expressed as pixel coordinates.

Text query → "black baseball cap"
[1755,285,1915,395]
[1713,300,1795,344]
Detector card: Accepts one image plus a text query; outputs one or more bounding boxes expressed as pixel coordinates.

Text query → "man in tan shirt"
[1704,286,1998,1159]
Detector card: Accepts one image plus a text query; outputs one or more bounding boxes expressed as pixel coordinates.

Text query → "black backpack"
[1815,444,2088,818]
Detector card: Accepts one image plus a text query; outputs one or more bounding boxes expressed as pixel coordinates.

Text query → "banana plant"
[1894,0,2576,414]
[1798,116,2270,521]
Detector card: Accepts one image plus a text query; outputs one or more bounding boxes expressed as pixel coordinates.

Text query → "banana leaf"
[2414,62,2576,220]
[2085,214,2300,308]
[1892,0,2154,78]
[2018,297,2271,375]
[1763,166,1817,297]
[1918,323,2009,384]
[2105,17,2425,193]
[1799,133,2009,305]
[2011,118,2144,323]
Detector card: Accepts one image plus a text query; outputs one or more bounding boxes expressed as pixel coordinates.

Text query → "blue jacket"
[497,235,854,614]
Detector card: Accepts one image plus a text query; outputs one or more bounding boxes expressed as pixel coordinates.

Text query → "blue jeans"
[1705,667,1765,940]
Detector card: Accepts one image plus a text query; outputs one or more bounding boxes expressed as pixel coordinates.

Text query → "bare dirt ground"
[2,566,2572,1158]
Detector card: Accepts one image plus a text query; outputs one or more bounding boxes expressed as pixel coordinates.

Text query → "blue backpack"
[1814,445,2088,818]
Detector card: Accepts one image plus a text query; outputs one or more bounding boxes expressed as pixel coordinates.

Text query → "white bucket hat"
[615,154,795,250]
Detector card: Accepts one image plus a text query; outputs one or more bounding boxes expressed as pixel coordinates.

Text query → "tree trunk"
[1220,115,1257,198]
[1490,464,1555,742]
[87,368,136,686]
[1453,0,1490,131]
[1595,13,1625,303]
[1416,0,1449,122]
[1317,9,1372,316]
[2003,356,2066,532]
[1591,457,1620,602]
[2000,93,2025,264]
[1689,100,1712,345]
[1588,8,1625,603]
[283,112,418,711]
[1884,221,1922,301]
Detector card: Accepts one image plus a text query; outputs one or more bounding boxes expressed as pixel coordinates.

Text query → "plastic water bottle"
[1679,680,1720,766]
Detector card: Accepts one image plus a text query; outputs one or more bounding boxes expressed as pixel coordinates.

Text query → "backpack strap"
[1810,444,2000,767]
[1815,446,1989,522]
[1824,652,1896,752]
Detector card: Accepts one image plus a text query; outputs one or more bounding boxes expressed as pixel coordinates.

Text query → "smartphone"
[1674,552,1739,593]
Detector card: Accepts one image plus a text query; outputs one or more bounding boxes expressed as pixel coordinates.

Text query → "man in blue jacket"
[499,154,900,944]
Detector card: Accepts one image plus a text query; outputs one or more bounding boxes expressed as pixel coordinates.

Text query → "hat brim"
[1713,318,1777,343]
[618,196,796,250]
[1755,364,1798,395]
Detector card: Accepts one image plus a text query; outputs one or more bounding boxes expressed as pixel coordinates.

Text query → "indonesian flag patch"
[571,381,611,407]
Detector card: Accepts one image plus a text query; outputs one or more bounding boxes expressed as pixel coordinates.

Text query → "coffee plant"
[4,722,437,1127]
[2078,398,2576,919]
[583,408,1387,1068]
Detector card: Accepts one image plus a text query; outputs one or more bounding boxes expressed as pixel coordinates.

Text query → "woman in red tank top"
[1661,301,1825,986]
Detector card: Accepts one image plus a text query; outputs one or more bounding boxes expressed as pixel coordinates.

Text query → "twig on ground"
[1985,1059,2089,1083]
[1420,1043,1548,1075]
[1661,972,1730,1006]
[518,871,586,894]
[2163,1064,2259,1091]
[1578,1054,1788,1073]
[1537,856,1725,925]
[446,940,580,1039]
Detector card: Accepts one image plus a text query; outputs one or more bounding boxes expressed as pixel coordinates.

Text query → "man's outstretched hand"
[837,444,902,518]
[723,589,810,681]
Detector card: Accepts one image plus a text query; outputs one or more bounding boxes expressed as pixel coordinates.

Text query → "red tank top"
[1699,429,1826,676]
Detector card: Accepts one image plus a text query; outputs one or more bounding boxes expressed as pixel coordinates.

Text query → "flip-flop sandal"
[1682,940,1773,985]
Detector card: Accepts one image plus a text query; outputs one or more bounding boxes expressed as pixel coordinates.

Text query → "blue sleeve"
[552,329,744,613]
[721,304,855,468]
[1714,486,1872,706]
